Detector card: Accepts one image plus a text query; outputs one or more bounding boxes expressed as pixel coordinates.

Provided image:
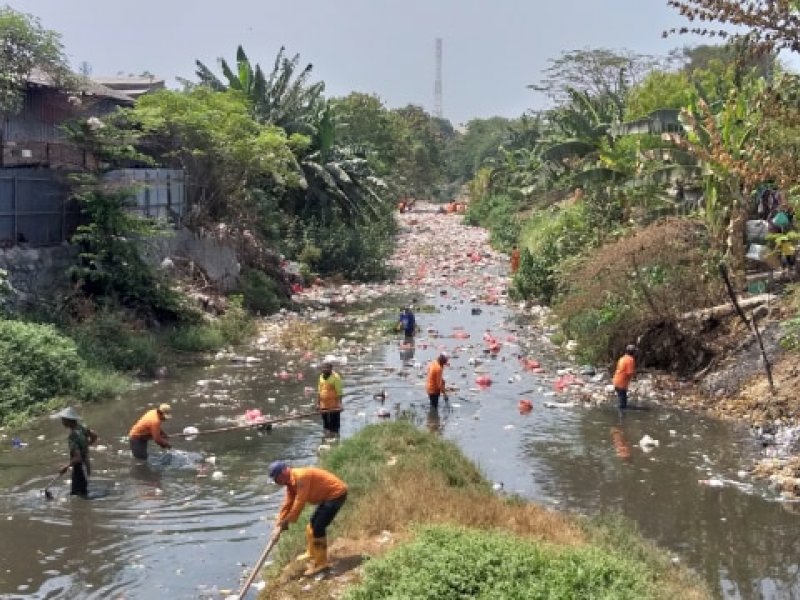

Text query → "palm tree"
[196,45,325,136]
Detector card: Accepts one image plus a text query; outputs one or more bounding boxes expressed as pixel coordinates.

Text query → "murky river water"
[1,285,800,599]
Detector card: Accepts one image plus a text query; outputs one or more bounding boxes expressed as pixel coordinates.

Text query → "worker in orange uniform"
[128,403,172,460]
[426,352,449,410]
[612,345,637,410]
[269,461,348,576]
[317,362,343,436]
[510,245,521,274]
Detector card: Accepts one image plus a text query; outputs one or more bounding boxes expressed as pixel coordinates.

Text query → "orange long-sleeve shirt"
[510,248,521,273]
[612,354,636,390]
[426,360,445,395]
[128,409,168,446]
[277,467,348,524]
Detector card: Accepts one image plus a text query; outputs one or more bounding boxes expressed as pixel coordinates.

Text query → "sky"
[10,0,704,125]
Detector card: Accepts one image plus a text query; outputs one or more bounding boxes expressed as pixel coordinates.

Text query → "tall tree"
[665,1,800,54]
[529,48,665,118]
[0,6,70,118]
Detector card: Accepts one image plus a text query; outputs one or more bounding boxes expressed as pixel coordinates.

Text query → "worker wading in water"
[317,362,343,436]
[128,403,172,460]
[510,245,521,274]
[426,352,449,410]
[58,407,98,497]
[613,345,637,410]
[270,461,348,576]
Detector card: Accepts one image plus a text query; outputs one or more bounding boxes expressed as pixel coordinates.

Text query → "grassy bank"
[0,297,257,428]
[260,420,710,600]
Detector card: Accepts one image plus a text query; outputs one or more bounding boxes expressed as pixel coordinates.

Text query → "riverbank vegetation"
[0,8,454,424]
[260,420,710,599]
[456,15,800,381]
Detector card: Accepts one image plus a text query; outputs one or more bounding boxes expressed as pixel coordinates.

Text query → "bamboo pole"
[173,409,340,438]
[235,530,281,599]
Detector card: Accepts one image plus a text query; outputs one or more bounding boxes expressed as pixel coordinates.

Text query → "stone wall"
[0,228,242,307]
[138,228,241,291]
[0,244,76,305]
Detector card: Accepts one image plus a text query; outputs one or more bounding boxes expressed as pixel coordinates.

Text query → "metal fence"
[0,168,186,247]
[0,168,78,246]
[103,169,186,222]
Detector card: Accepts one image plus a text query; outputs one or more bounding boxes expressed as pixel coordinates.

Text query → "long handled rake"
[43,471,65,500]
[234,530,282,599]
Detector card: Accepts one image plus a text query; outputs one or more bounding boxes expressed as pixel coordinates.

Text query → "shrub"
[241,269,282,315]
[554,218,724,365]
[299,216,397,281]
[69,308,160,375]
[217,295,256,344]
[167,322,225,353]
[167,296,255,352]
[464,193,520,252]
[512,202,597,304]
[0,320,84,422]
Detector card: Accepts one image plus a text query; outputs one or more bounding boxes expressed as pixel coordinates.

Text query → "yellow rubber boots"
[296,524,314,562]
[303,536,330,576]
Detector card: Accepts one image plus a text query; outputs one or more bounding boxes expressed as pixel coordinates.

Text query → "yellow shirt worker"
[317,362,343,436]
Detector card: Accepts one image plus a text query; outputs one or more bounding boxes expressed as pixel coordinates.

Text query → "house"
[0,71,184,248]
[1,68,134,170]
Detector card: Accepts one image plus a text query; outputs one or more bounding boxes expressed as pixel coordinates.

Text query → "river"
[1,209,799,600]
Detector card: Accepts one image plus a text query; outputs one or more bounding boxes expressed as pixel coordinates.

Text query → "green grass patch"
[322,420,487,497]
[345,525,652,600]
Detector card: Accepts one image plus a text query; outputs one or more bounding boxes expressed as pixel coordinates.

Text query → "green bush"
[167,296,255,353]
[69,309,160,375]
[511,202,597,304]
[168,322,226,353]
[241,270,282,315]
[77,368,129,403]
[345,525,651,600]
[217,295,257,344]
[0,320,84,422]
[464,193,520,252]
[298,216,397,281]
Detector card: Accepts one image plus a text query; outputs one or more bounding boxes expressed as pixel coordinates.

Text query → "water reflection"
[399,336,415,365]
[520,407,800,598]
[426,408,442,434]
[2,290,800,599]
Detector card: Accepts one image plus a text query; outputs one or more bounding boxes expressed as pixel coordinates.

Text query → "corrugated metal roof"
[91,77,165,99]
[27,68,134,104]
[91,76,165,87]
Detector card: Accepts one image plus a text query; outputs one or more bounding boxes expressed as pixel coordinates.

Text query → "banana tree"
[679,78,765,278]
[196,45,325,136]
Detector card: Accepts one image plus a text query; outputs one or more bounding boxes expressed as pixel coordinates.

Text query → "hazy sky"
[10,0,702,124]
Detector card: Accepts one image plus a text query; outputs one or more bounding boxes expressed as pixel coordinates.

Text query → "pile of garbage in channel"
[197,201,685,457]
[263,203,679,412]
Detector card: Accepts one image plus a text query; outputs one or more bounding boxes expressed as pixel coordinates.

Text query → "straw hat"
[57,407,81,421]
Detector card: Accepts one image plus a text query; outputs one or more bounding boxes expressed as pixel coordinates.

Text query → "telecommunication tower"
[434,38,443,118]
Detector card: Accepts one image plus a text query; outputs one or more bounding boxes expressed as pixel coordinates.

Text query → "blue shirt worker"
[398,306,417,337]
